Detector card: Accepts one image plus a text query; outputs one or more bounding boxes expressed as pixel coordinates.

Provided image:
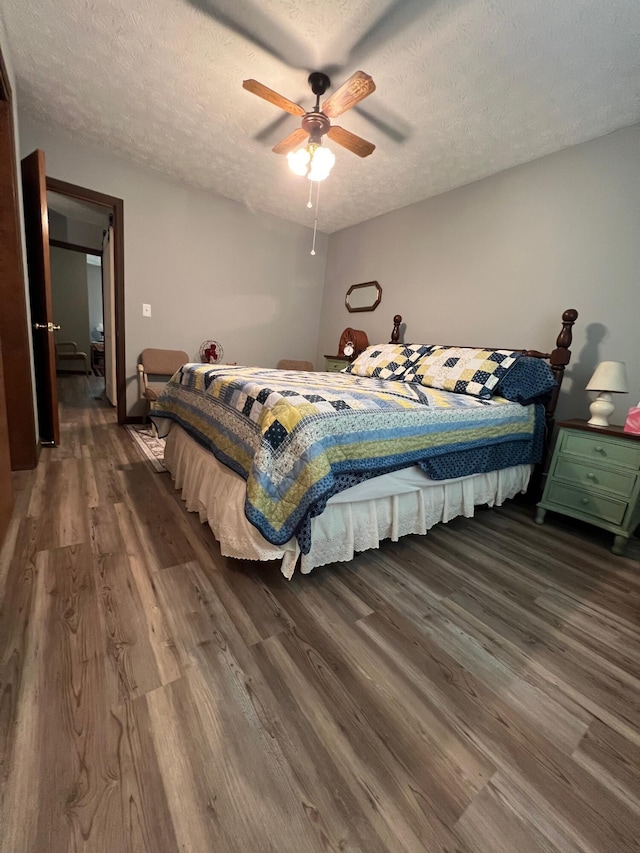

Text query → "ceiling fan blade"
[272,127,309,155]
[321,71,376,118]
[326,126,375,158]
[243,80,305,117]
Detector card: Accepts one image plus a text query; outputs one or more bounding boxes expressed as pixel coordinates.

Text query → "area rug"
[125,425,167,472]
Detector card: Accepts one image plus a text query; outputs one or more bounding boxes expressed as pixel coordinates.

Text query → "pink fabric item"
[623,406,640,435]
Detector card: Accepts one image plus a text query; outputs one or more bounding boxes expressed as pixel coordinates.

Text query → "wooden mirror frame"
[345,280,382,313]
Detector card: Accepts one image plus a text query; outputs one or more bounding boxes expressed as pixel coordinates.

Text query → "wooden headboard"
[389,308,578,425]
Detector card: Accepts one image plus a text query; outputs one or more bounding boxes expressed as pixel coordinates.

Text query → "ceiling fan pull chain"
[307,180,313,209]
[310,180,322,256]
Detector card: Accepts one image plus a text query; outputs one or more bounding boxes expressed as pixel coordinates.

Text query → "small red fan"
[199,340,224,364]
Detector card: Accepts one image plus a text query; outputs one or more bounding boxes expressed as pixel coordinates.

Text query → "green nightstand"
[324,355,351,373]
[536,419,640,555]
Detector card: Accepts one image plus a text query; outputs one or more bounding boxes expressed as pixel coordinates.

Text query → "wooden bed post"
[390,315,402,344]
[546,308,579,419]
[524,308,578,497]
[524,308,578,429]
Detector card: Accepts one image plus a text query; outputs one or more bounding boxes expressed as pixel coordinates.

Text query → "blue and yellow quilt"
[152,365,544,553]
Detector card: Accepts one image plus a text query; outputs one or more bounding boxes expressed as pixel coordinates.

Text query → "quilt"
[152,365,543,553]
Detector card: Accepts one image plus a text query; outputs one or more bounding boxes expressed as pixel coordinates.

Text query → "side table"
[536,419,640,555]
[324,355,351,373]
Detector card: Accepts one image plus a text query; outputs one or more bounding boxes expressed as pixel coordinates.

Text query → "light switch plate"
[142,303,151,317]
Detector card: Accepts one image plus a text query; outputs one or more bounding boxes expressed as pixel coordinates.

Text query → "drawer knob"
[581,497,589,505]
[587,472,596,480]
[594,445,604,453]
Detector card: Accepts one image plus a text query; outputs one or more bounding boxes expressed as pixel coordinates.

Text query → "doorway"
[20,153,126,441]
[46,176,125,427]
[47,191,109,400]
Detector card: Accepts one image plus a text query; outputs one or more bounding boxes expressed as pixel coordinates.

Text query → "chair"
[276,359,314,371]
[55,341,89,375]
[137,348,189,413]
[90,341,105,375]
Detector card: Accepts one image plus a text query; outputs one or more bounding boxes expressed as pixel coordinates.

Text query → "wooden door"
[21,149,60,445]
[0,338,14,547]
[102,224,117,407]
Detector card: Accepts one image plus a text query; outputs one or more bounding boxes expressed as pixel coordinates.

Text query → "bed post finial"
[547,308,578,416]
[390,315,402,344]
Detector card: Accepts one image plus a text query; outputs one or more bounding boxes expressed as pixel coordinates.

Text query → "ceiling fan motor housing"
[302,111,330,144]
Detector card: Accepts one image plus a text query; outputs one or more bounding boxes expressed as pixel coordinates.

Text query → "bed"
[152,309,578,578]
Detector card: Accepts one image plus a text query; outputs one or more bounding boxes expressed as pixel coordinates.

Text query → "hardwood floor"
[1,375,639,852]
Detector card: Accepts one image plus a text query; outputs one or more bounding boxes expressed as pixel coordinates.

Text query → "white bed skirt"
[165,425,532,579]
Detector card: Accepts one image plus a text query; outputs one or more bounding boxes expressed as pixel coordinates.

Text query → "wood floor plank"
[111,696,180,852]
[94,549,167,703]
[488,771,599,853]
[535,588,640,680]
[0,516,37,600]
[144,680,226,852]
[573,719,640,817]
[0,550,47,853]
[117,465,197,570]
[0,549,37,818]
[33,459,91,550]
[31,544,130,851]
[454,782,562,853]
[90,502,124,558]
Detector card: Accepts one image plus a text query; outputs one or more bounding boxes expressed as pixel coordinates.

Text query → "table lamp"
[585,361,628,427]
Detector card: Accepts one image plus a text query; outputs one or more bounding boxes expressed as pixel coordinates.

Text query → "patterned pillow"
[493,356,557,404]
[344,343,435,379]
[403,347,521,398]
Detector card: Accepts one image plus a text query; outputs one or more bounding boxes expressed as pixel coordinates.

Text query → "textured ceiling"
[3,0,640,233]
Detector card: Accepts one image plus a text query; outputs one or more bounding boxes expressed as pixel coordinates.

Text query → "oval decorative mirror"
[345,280,382,313]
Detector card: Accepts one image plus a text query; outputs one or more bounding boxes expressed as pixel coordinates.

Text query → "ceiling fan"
[243,71,376,180]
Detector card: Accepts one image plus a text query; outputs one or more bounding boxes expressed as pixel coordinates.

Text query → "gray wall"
[48,209,67,241]
[48,210,104,251]
[318,125,640,424]
[19,115,329,416]
[66,217,103,251]
[50,247,91,365]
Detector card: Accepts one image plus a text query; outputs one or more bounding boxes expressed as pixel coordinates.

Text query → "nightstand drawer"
[562,432,640,470]
[553,456,636,499]
[325,358,348,373]
[546,482,627,526]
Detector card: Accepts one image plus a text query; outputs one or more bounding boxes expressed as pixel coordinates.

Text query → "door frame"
[46,177,126,425]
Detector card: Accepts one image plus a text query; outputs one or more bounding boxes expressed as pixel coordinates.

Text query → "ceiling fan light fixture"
[287,141,335,182]
[287,147,311,176]
[308,145,335,182]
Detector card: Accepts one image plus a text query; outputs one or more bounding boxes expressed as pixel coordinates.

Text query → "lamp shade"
[586,361,628,393]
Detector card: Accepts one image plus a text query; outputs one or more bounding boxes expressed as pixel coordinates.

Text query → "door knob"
[33,322,61,331]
